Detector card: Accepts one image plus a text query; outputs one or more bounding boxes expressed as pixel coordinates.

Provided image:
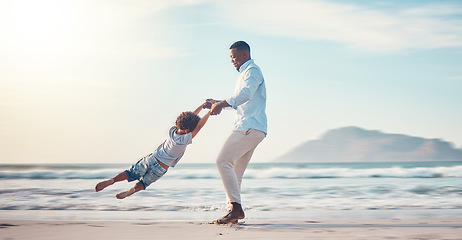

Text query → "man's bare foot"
[212,202,244,224]
[95,179,115,192]
[116,188,135,199]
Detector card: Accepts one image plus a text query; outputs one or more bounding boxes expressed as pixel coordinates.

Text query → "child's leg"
[116,182,144,199]
[95,172,128,192]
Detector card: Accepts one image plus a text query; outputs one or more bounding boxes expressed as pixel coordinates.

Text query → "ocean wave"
[1,165,462,180]
[0,169,120,180]
[1,184,461,212]
[243,166,462,179]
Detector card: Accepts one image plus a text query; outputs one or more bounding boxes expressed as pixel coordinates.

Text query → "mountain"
[274,126,462,162]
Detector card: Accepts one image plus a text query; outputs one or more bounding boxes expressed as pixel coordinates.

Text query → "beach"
[1,162,461,239]
[2,219,462,240]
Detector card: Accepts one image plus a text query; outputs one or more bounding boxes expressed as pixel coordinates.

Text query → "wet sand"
[1,219,462,240]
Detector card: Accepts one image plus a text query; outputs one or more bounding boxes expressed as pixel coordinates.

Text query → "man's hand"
[210,102,224,115]
[204,99,220,110]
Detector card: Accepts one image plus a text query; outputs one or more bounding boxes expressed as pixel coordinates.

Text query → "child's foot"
[95,179,115,192]
[116,188,135,199]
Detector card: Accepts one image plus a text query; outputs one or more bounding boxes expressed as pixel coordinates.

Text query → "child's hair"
[176,112,201,132]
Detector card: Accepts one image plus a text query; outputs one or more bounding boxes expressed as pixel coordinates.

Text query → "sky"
[1,0,462,164]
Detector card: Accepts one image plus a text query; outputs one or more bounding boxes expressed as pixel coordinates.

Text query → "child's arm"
[192,102,208,115]
[191,110,211,139]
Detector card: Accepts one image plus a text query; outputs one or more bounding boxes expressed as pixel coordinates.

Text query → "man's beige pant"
[216,129,266,207]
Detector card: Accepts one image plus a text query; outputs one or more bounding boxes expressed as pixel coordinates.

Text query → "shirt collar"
[238,59,254,73]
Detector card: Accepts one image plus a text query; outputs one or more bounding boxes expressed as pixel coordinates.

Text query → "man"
[207,41,267,224]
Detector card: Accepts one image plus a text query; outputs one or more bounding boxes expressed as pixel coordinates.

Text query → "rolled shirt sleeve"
[226,68,263,109]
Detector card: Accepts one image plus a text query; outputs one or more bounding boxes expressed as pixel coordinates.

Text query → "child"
[95,101,212,199]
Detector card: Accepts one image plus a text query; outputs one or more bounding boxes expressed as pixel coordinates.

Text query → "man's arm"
[209,68,263,116]
[227,72,261,109]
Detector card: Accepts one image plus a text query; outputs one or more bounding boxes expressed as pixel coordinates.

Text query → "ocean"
[1,161,462,221]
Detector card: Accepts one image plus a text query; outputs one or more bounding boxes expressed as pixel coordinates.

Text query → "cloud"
[0,0,196,62]
[69,0,194,59]
[213,0,462,52]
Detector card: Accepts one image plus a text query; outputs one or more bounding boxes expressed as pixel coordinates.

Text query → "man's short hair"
[229,41,250,54]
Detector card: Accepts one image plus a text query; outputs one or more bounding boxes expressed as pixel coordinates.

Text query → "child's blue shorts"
[124,154,167,189]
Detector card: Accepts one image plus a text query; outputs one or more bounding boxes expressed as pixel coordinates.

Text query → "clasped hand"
[203,99,223,116]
